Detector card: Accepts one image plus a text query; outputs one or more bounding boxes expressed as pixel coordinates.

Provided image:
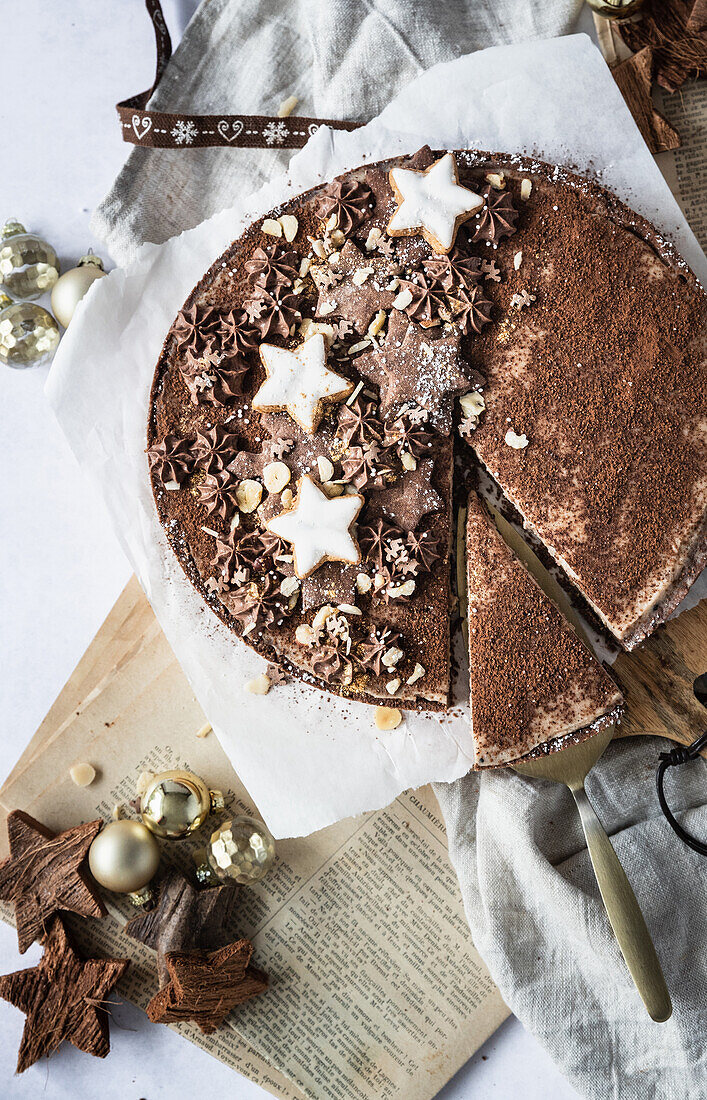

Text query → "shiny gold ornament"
[140,769,225,839]
[50,252,107,328]
[0,294,60,369]
[584,0,645,17]
[0,220,59,300]
[207,816,276,885]
[88,820,160,905]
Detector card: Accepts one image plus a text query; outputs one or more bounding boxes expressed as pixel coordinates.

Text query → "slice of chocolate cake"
[466,493,623,768]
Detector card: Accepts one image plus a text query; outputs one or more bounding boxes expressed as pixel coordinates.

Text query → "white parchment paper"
[46,35,706,838]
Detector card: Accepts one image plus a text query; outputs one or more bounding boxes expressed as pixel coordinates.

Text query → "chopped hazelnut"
[236,479,263,512]
[375,706,402,730]
[356,573,372,594]
[261,218,283,237]
[263,462,291,494]
[505,429,529,449]
[459,391,485,418]
[69,763,96,788]
[245,673,271,695]
[317,456,334,482]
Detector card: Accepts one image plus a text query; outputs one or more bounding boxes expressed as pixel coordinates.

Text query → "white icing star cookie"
[266,475,363,578]
[253,333,353,434]
[387,153,484,254]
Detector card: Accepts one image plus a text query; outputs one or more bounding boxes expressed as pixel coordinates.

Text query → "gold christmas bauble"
[140,769,225,839]
[0,220,59,300]
[207,816,276,885]
[88,820,160,895]
[50,253,106,328]
[0,294,60,369]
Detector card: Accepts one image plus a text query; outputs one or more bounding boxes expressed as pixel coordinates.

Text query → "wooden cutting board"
[613,598,707,750]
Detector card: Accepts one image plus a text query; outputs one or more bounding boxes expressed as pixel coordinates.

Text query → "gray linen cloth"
[93,2,707,1097]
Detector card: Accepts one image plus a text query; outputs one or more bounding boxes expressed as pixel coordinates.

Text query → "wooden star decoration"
[380,458,443,532]
[356,311,470,434]
[612,48,680,155]
[313,241,397,334]
[387,152,484,253]
[124,866,239,984]
[0,811,106,954]
[0,916,129,1073]
[146,939,268,1034]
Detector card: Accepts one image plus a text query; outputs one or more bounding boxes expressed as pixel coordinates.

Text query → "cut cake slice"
[465,493,623,768]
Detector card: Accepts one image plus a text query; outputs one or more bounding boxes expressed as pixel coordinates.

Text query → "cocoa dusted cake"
[465,493,623,768]
[147,146,707,758]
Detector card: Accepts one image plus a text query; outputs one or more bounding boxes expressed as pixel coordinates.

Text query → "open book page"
[0,587,508,1100]
[593,13,707,254]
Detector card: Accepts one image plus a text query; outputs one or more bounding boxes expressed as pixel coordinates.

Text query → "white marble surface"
[1,1,585,1096]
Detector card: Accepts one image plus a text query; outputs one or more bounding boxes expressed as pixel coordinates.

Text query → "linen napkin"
[91,2,707,1098]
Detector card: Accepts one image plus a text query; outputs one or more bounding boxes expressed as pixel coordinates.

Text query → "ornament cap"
[0,293,12,310]
[127,885,155,908]
[210,789,226,813]
[2,220,26,240]
[77,250,105,271]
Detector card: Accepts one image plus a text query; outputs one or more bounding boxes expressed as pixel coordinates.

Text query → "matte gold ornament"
[0,294,59,369]
[0,220,59,300]
[88,820,160,906]
[50,252,107,328]
[207,817,276,885]
[140,769,225,840]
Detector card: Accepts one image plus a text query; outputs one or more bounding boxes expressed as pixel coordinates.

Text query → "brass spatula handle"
[572,785,672,1022]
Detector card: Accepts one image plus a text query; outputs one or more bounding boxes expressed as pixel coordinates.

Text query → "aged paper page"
[0,597,508,1100]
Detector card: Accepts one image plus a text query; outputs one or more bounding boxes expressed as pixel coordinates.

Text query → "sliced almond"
[236,479,263,512]
[196,722,212,739]
[322,481,344,497]
[263,461,291,493]
[485,171,506,190]
[318,301,336,317]
[299,318,336,345]
[513,251,523,271]
[281,487,294,509]
[337,603,361,616]
[406,663,426,686]
[400,451,417,471]
[356,573,372,594]
[317,456,334,482]
[375,706,402,730]
[348,338,372,355]
[520,178,533,201]
[261,218,283,238]
[299,255,311,278]
[245,673,271,695]
[368,309,386,337]
[386,678,401,695]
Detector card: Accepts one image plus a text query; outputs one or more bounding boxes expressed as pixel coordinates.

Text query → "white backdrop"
[0,1,584,1096]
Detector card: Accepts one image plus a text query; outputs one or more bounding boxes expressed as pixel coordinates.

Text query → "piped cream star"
[266,475,363,578]
[253,333,353,433]
[387,153,484,254]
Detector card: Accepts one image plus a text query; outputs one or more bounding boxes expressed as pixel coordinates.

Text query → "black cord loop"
[656,733,707,856]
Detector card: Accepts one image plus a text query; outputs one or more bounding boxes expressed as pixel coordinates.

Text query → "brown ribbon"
[117,0,363,149]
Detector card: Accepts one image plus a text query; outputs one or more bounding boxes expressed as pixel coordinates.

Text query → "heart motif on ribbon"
[132,114,152,141]
[217,120,245,143]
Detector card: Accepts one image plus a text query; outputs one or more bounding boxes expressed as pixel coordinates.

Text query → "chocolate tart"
[147,146,707,745]
[466,494,623,768]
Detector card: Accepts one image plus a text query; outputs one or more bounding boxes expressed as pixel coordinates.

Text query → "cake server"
[514,725,672,1022]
